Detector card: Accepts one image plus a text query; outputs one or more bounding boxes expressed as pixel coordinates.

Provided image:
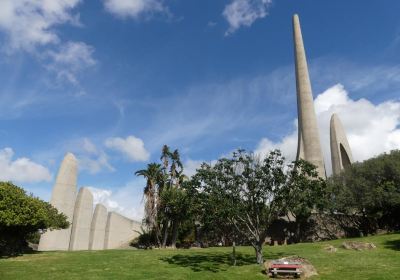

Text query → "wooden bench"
[269,261,302,278]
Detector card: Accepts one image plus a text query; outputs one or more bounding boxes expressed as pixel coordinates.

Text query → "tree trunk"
[232,241,237,266]
[162,221,169,248]
[170,220,179,248]
[254,242,264,265]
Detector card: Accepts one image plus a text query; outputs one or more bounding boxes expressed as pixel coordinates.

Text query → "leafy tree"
[135,145,190,248]
[189,149,324,264]
[327,150,400,234]
[0,182,68,256]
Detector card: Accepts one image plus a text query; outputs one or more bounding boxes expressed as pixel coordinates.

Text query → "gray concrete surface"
[330,113,353,175]
[38,153,78,251]
[89,204,108,250]
[293,14,326,179]
[69,187,94,251]
[104,212,141,249]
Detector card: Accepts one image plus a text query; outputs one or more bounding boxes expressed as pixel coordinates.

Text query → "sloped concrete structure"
[293,14,326,178]
[104,212,141,249]
[69,187,94,251]
[38,153,78,251]
[89,204,108,250]
[330,114,353,175]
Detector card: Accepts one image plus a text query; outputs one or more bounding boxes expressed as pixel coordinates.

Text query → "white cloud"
[46,41,96,86]
[184,159,203,177]
[78,151,115,174]
[103,0,167,19]
[255,84,400,175]
[65,138,115,174]
[0,147,52,183]
[223,0,272,35]
[0,0,81,52]
[88,180,145,221]
[105,135,150,162]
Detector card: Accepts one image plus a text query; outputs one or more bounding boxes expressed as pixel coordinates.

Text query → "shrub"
[0,182,69,256]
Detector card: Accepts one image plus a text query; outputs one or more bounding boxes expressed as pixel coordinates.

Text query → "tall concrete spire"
[293,14,326,178]
[330,113,353,175]
[38,153,78,251]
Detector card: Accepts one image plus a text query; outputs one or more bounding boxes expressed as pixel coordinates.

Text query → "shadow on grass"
[161,251,286,273]
[161,252,256,272]
[384,239,400,251]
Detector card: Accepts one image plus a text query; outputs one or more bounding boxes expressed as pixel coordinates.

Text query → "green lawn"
[0,233,399,279]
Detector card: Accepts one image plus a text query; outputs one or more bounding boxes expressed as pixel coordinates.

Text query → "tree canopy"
[0,182,69,255]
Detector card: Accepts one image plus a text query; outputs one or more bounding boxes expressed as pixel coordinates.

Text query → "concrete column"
[69,187,94,251]
[89,204,108,250]
[293,14,326,178]
[104,212,141,249]
[38,153,77,251]
[330,113,353,175]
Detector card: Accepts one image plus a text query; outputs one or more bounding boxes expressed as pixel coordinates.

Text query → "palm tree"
[160,145,171,175]
[135,163,163,246]
[170,149,183,184]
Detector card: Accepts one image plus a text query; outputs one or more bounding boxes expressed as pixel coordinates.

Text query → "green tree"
[135,163,163,246]
[189,149,324,264]
[0,182,69,256]
[327,150,400,234]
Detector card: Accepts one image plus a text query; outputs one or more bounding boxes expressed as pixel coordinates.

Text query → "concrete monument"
[104,212,141,249]
[69,187,94,251]
[38,153,78,251]
[330,113,353,175]
[293,14,326,178]
[89,204,108,250]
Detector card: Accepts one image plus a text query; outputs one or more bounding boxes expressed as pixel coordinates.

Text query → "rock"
[264,255,318,279]
[324,245,337,252]
[342,241,376,251]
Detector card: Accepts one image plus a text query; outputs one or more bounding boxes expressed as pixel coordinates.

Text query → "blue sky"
[1,0,400,220]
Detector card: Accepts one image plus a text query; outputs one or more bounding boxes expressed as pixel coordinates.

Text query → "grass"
[0,233,399,279]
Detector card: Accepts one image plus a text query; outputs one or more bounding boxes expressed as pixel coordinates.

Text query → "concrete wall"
[69,187,94,251]
[38,153,77,251]
[104,212,141,249]
[89,204,108,250]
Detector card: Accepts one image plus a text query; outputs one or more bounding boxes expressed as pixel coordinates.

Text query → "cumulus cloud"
[105,135,150,162]
[46,41,96,86]
[88,180,145,221]
[0,147,52,183]
[223,0,272,35]
[0,0,81,52]
[103,0,167,19]
[255,84,400,175]
[65,138,114,174]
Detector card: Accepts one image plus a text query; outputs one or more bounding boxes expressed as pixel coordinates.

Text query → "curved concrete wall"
[89,204,108,250]
[104,212,141,249]
[293,14,326,179]
[330,114,353,175]
[38,153,78,251]
[69,187,94,251]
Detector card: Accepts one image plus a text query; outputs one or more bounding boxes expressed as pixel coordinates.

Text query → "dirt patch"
[342,241,376,251]
[264,255,318,279]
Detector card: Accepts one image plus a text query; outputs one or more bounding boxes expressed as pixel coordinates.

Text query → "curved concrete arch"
[89,204,108,250]
[330,113,353,175]
[38,153,78,251]
[69,187,94,251]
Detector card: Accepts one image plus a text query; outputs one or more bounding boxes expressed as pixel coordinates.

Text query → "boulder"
[341,241,376,251]
[323,245,337,253]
